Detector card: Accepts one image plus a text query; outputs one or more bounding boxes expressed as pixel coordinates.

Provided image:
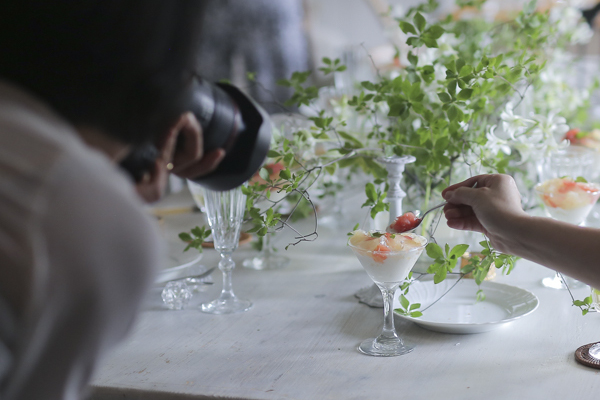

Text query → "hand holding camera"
[122,78,272,201]
[134,112,226,202]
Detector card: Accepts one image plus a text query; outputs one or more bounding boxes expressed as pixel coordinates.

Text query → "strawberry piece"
[564,128,580,143]
[558,180,577,193]
[390,212,421,233]
[577,182,596,193]
[265,162,284,180]
[543,194,558,208]
[372,243,390,263]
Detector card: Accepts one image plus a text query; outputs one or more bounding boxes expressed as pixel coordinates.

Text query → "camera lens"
[187,78,271,191]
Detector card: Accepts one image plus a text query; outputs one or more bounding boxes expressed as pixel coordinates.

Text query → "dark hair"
[0,0,205,144]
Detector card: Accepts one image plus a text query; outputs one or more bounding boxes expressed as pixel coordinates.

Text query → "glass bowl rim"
[347,231,428,255]
[534,180,600,195]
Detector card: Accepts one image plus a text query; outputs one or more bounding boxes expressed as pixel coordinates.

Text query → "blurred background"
[195,0,600,113]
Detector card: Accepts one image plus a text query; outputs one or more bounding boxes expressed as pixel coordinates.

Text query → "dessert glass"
[349,231,427,356]
[535,177,600,289]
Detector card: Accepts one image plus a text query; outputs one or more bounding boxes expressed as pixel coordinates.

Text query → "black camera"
[121,78,271,191]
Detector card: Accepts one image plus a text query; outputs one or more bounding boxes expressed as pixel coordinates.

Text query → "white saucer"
[394,276,539,334]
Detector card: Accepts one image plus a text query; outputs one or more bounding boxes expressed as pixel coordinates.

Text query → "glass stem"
[219,252,236,300]
[263,233,272,258]
[379,284,400,342]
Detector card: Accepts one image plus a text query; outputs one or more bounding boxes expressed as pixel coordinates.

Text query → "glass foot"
[243,254,290,270]
[542,274,585,290]
[590,343,600,360]
[358,337,414,357]
[201,298,252,314]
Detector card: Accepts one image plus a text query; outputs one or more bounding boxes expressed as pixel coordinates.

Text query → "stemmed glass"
[201,187,252,314]
[536,146,597,289]
[243,232,289,270]
[187,179,206,212]
[349,231,427,356]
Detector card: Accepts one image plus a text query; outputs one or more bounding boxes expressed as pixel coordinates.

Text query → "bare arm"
[443,174,600,288]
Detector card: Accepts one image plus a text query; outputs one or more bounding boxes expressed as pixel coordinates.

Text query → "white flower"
[500,102,535,140]
[549,5,593,45]
[485,125,512,156]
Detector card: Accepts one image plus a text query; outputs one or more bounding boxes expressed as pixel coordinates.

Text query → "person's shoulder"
[41,149,162,311]
[44,147,161,264]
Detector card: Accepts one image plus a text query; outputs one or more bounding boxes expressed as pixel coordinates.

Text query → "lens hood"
[190,83,271,191]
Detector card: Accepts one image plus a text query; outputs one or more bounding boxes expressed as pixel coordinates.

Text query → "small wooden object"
[575,342,600,369]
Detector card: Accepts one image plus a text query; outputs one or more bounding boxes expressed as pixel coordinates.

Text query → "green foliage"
[239,2,577,301]
[178,226,211,252]
[394,272,423,317]
[394,294,423,318]
[573,295,593,316]
[361,182,390,219]
[319,57,347,75]
[460,239,519,285]
[426,243,470,283]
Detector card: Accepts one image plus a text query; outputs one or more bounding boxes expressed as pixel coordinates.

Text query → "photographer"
[0,1,221,399]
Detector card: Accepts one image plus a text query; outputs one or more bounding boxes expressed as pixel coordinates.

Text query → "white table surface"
[89,192,600,400]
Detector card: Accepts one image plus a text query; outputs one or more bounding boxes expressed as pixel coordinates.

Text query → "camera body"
[121,78,271,191]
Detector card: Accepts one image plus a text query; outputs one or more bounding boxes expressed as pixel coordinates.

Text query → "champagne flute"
[349,230,427,356]
[201,187,251,314]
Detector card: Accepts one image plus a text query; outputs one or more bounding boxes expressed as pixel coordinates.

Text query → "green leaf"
[457,88,473,100]
[426,243,444,259]
[400,294,410,309]
[447,105,458,120]
[178,232,192,241]
[410,311,423,318]
[267,150,281,158]
[407,52,418,66]
[388,103,407,117]
[259,168,270,181]
[426,25,445,39]
[433,268,447,284]
[361,81,377,91]
[279,168,292,180]
[449,244,469,260]
[414,12,426,32]
[421,37,438,48]
[365,183,377,202]
[437,92,452,103]
[399,21,417,35]
[524,0,536,15]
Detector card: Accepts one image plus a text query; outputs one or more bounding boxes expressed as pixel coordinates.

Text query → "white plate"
[394,277,539,334]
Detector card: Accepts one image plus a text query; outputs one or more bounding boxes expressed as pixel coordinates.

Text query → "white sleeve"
[7,152,163,400]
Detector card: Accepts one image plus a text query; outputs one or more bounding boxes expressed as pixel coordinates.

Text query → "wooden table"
[89,194,600,400]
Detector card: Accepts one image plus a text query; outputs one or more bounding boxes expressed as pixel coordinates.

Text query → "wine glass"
[243,231,290,270]
[201,187,251,314]
[348,231,427,356]
[187,179,206,213]
[536,146,599,289]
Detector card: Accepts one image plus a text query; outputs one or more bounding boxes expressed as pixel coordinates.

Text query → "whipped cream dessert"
[348,230,427,284]
[535,178,600,225]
